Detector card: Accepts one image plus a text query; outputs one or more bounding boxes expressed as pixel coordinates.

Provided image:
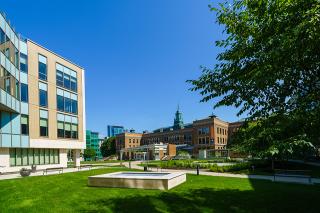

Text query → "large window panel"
[22,149,28,166]
[40,149,45,165]
[16,148,22,166]
[21,83,28,102]
[54,149,59,164]
[65,97,71,113]
[49,149,54,164]
[20,53,28,73]
[57,95,64,111]
[21,115,29,135]
[65,123,71,138]
[71,99,78,114]
[45,149,50,164]
[57,121,64,138]
[34,149,40,165]
[39,89,47,107]
[63,73,70,89]
[28,149,34,165]
[56,70,63,87]
[70,76,77,92]
[40,118,48,137]
[9,149,16,166]
[71,124,78,139]
[38,55,47,81]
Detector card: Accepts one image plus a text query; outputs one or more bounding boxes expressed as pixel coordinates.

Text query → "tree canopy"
[100,137,116,157]
[189,0,320,156]
[84,147,96,160]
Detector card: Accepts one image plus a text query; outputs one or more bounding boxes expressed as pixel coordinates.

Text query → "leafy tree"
[100,137,116,157]
[189,0,320,158]
[83,147,96,160]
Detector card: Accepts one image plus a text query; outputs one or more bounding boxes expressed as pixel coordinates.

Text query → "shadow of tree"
[81,181,320,213]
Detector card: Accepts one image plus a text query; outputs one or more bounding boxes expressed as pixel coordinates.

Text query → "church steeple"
[173,105,184,130]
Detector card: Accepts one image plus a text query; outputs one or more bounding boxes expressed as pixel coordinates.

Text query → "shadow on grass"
[82,181,320,213]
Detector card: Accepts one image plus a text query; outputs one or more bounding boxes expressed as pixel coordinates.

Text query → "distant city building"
[86,130,103,160]
[115,107,244,158]
[107,125,124,137]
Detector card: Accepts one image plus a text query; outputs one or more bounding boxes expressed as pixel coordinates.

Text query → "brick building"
[115,107,243,158]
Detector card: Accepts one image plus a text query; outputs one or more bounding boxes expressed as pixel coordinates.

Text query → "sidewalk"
[124,161,320,185]
[0,164,122,181]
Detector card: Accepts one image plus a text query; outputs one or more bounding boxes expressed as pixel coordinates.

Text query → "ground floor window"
[9,148,59,166]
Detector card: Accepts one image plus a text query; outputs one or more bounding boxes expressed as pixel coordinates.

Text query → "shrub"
[209,160,269,173]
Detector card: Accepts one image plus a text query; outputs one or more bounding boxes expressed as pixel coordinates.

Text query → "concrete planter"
[20,168,31,177]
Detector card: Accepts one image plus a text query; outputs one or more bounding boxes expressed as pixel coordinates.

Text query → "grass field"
[0,168,319,213]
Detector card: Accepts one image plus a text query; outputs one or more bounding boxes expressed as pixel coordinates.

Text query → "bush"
[209,160,269,173]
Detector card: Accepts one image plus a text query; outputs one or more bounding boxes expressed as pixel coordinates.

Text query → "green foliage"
[175,151,191,159]
[83,147,96,160]
[231,115,316,159]
[210,161,268,173]
[189,0,320,158]
[100,137,116,157]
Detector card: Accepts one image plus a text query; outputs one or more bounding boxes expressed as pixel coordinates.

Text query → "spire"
[173,105,184,130]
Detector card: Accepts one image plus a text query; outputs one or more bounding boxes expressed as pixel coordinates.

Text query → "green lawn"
[0,168,319,213]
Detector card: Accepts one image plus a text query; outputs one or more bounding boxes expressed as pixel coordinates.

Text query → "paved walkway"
[0,164,122,181]
[124,161,320,185]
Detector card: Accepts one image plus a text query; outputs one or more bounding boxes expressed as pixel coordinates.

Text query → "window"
[71,99,77,114]
[57,121,64,138]
[40,118,48,137]
[20,53,28,73]
[56,70,63,87]
[64,74,71,89]
[57,94,64,111]
[39,89,47,107]
[56,64,78,92]
[65,97,71,113]
[65,123,71,138]
[71,76,77,92]
[21,83,28,102]
[15,80,19,99]
[21,115,29,135]
[5,77,10,93]
[71,124,78,139]
[10,148,59,166]
[38,55,47,81]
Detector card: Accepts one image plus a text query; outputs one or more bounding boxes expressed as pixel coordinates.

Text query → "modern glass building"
[0,12,86,173]
[107,125,124,137]
[86,130,102,160]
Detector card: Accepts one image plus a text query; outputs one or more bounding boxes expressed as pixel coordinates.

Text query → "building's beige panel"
[27,40,84,142]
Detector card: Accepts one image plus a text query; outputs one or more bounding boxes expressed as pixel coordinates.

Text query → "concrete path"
[124,161,320,185]
[0,164,123,181]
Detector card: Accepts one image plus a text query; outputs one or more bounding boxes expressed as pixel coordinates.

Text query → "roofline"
[27,39,85,70]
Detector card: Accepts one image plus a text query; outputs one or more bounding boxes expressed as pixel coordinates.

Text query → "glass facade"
[107,125,124,137]
[10,148,59,166]
[86,130,103,160]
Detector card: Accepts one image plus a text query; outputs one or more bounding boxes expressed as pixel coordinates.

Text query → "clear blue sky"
[2,0,244,136]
